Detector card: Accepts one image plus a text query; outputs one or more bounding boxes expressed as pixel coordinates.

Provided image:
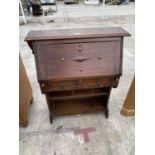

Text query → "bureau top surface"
[25,27,130,41]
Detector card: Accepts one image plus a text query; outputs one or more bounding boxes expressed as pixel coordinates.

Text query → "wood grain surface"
[25,27,130,123]
[25,27,131,41]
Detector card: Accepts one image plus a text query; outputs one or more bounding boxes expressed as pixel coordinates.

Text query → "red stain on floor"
[74,127,96,143]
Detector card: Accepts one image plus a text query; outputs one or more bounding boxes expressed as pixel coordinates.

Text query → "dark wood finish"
[33,41,121,81]
[121,76,135,116]
[40,77,114,93]
[50,97,107,116]
[25,27,130,41]
[25,27,130,123]
[19,54,33,127]
[49,88,108,100]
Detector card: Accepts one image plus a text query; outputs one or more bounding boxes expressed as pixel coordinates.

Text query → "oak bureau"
[25,27,131,123]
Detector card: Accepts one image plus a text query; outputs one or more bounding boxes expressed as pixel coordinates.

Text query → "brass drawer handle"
[116,77,119,82]
[78,80,82,85]
[41,83,45,87]
[96,80,104,88]
[61,58,65,61]
[60,82,64,89]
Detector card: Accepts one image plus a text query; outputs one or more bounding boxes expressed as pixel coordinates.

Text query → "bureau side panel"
[113,38,122,76]
[32,42,46,82]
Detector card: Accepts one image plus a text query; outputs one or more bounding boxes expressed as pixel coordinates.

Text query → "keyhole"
[97,57,102,60]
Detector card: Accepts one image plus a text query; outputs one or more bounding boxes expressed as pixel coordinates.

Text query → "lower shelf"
[52,97,107,116]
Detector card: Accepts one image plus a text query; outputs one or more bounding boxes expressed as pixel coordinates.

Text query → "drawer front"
[40,77,114,93]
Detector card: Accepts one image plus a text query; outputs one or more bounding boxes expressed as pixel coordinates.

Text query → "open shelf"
[49,88,109,101]
[47,87,110,117]
[53,96,107,116]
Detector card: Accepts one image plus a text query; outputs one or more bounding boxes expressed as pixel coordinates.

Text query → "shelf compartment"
[49,88,109,101]
[53,97,107,116]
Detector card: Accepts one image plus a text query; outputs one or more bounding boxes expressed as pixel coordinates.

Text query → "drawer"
[39,77,114,93]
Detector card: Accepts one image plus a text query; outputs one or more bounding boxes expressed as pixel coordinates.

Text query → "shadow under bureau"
[25,27,130,123]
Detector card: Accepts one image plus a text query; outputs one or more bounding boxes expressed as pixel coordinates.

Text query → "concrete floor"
[19,2,135,155]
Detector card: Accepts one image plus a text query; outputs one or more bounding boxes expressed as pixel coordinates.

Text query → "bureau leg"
[45,94,54,124]
[49,102,55,124]
[104,87,112,119]
[49,115,53,124]
[105,109,109,118]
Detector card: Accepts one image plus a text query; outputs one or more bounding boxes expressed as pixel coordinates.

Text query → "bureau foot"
[105,110,109,119]
[20,120,28,127]
[49,116,53,124]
